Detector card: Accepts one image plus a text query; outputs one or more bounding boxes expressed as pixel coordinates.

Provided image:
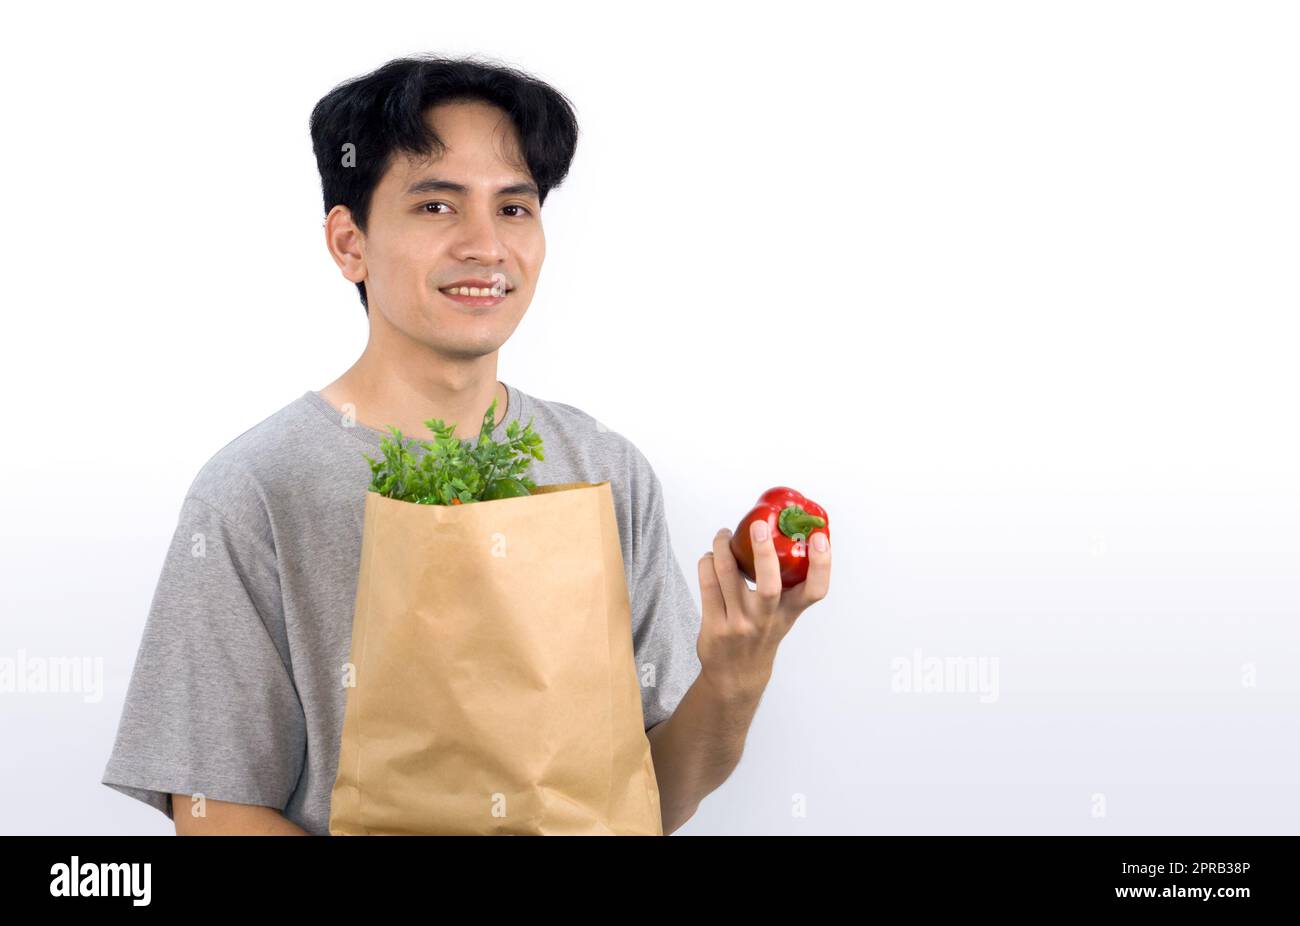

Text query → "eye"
[419,202,532,217]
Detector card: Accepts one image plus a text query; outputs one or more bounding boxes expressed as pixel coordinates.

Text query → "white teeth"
[443,285,506,297]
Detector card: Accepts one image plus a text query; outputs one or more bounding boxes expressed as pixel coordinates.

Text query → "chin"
[422,332,509,359]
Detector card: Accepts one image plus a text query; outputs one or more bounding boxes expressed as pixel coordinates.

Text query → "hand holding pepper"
[696,487,832,703]
[729,487,830,589]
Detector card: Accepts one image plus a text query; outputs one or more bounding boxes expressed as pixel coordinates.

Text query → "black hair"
[309,54,580,314]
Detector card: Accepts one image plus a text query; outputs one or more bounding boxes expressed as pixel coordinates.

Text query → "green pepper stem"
[778,504,826,541]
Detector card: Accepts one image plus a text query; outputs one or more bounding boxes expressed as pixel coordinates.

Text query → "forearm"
[645,672,763,835]
[223,810,311,835]
[172,795,311,835]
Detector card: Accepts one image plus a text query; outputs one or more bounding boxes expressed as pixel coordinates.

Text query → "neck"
[320,341,508,442]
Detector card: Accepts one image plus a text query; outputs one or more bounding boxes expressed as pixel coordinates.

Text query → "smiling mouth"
[439,284,512,297]
[438,286,511,307]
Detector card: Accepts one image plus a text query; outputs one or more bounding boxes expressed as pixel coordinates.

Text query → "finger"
[748,518,783,608]
[697,552,727,635]
[711,528,748,622]
[792,529,832,613]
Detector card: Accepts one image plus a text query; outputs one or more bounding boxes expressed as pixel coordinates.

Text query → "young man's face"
[351,100,545,359]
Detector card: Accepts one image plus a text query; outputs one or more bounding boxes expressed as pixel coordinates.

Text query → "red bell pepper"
[729,487,830,588]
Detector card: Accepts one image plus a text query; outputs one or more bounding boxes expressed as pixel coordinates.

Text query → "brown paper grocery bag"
[328,481,663,835]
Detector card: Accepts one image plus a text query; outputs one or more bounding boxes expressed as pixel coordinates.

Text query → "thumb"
[698,552,727,635]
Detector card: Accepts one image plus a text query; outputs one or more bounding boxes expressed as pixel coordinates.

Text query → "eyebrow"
[404,177,540,200]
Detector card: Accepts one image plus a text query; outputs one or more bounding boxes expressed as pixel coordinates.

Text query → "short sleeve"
[627,456,703,731]
[101,495,307,824]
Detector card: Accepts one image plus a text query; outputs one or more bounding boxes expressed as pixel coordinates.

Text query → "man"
[101,55,831,836]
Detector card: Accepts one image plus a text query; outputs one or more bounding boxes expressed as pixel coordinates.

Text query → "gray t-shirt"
[101,382,702,835]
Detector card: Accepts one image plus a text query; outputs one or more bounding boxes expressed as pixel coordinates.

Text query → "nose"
[449,206,508,265]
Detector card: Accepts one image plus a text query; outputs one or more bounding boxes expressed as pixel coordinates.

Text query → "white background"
[1,0,1296,834]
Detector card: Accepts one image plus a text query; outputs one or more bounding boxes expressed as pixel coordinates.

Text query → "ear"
[325,205,367,284]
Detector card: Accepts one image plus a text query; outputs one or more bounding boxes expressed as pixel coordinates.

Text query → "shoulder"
[518,387,657,478]
[517,389,668,568]
[180,393,318,545]
[516,389,610,439]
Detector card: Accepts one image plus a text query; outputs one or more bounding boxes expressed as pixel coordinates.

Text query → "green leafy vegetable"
[362,398,544,505]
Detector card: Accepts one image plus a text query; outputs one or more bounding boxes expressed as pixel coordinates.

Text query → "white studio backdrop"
[0,0,1296,834]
